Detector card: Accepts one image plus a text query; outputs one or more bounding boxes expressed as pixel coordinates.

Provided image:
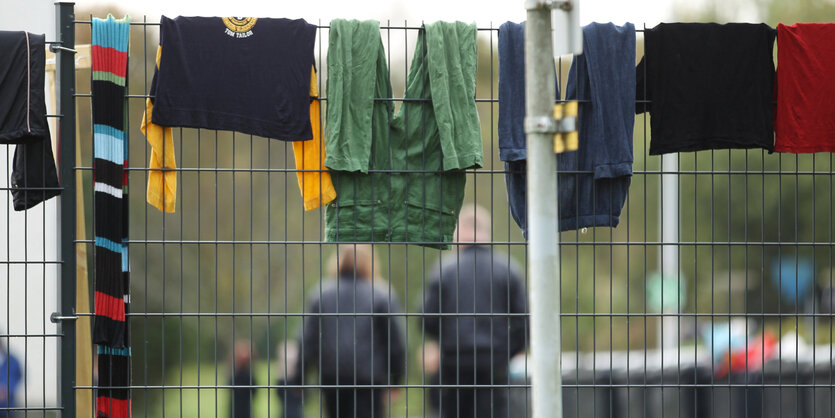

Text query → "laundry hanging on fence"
[92,14,132,418]
[93,14,131,347]
[140,45,176,213]
[499,21,635,236]
[324,19,483,249]
[0,30,61,211]
[774,23,835,153]
[96,345,131,418]
[151,16,316,138]
[496,21,560,162]
[142,16,319,212]
[292,68,336,211]
[636,23,776,154]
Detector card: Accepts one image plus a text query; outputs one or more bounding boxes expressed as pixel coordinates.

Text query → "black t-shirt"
[0,31,50,145]
[151,16,316,141]
[0,31,60,210]
[636,23,776,154]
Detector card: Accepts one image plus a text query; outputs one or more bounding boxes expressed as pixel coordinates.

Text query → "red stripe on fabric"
[123,161,129,186]
[97,397,131,418]
[95,291,126,321]
[91,45,128,78]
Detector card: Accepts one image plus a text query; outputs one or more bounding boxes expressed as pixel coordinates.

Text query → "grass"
[133,361,435,417]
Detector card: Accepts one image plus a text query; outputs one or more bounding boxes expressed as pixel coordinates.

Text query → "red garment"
[714,331,778,379]
[775,23,835,153]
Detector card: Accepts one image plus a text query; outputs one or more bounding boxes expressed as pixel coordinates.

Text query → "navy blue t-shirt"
[498,22,634,235]
[151,16,316,141]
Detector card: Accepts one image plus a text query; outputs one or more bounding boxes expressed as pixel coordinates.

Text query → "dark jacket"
[229,365,254,418]
[423,245,529,368]
[292,275,406,385]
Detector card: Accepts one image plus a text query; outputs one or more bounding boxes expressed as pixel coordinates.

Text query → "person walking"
[229,340,255,418]
[423,204,529,418]
[290,244,406,418]
[275,341,304,418]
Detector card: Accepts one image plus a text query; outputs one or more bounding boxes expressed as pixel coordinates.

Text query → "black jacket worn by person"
[292,274,407,386]
[229,365,254,418]
[423,245,529,368]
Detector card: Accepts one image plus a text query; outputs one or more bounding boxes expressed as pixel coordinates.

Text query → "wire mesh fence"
[0,5,71,416]
[2,4,835,417]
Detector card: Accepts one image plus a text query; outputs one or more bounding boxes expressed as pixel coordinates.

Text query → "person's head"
[275,340,299,378]
[233,340,252,369]
[454,203,491,246]
[329,244,380,282]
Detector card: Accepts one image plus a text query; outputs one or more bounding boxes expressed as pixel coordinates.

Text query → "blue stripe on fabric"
[95,236,123,254]
[121,243,129,272]
[93,124,124,165]
[97,345,131,356]
[92,15,130,53]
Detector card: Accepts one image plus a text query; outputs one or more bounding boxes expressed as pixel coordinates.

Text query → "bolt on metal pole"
[525,4,562,418]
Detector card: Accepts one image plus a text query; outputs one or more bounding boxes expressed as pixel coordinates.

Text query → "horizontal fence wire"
[56,12,835,418]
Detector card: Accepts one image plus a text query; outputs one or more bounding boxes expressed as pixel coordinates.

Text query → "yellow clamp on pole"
[553,101,579,153]
[553,104,565,153]
[563,101,578,151]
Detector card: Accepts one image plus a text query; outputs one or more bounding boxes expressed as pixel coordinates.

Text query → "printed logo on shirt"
[222,17,257,38]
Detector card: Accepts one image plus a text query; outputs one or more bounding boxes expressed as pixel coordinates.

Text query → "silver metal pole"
[525,6,563,418]
[660,153,680,349]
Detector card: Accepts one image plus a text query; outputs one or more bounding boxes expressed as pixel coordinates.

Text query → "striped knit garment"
[92,14,132,418]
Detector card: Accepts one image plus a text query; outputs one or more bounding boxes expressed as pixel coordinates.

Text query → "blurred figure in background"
[288,244,406,418]
[275,341,303,418]
[423,204,529,418]
[0,337,22,418]
[229,340,255,418]
[417,341,441,417]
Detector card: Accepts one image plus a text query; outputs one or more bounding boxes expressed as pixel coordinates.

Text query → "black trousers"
[276,387,304,418]
[322,388,385,418]
[436,364,510,418]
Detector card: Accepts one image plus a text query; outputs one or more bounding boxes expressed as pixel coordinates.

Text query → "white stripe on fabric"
[25,31,30,132]
[94,182,123,199]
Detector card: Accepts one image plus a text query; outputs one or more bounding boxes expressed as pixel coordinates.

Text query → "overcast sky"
[72,0,675,26]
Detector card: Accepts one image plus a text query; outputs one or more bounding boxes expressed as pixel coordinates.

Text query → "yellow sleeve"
[292,66,336,211]
[309,64,319,97]
[141,46,177,213]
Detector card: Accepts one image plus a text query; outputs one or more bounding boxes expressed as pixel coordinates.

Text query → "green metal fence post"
[55,2,77,417]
